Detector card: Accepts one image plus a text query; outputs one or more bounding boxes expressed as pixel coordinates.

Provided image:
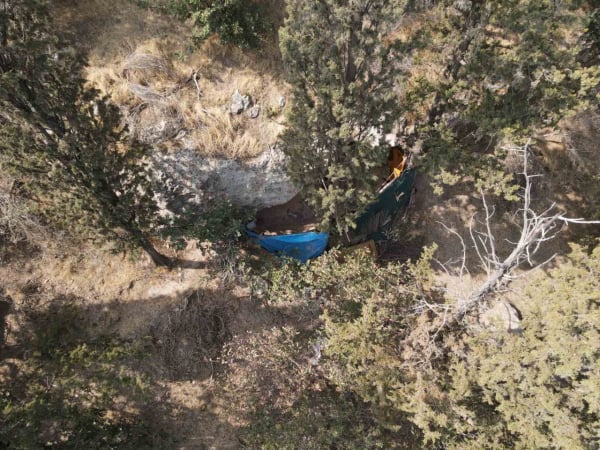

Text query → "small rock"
[248,105,260,119]
[278,95,286,108]
[481,301,523,333]
[230,89,252,114]
[129,83,162,103]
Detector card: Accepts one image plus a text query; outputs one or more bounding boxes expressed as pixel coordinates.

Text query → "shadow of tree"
[0,292,177,448]
[238,385,421,449]
[0,274,324,448]
[0,287,241,448]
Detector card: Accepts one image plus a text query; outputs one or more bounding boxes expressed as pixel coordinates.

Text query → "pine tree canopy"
[280,0,404,234]
[0,0,170,265]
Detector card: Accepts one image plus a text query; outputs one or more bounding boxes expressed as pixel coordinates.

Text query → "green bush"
[0,300,173,449]
[161,200,252,250]
[240,389,406,449]
[193,0,271,48]
[310,244,600,449]
[134,0,271,49]
[255,240,600,448]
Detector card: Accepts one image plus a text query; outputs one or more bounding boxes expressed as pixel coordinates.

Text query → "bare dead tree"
[440,141,600,322]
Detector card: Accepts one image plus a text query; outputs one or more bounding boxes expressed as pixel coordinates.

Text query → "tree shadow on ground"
[0,291,180,448]
[0,274,328,448]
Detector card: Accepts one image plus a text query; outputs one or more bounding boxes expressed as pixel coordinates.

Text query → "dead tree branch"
[440,141,600,321]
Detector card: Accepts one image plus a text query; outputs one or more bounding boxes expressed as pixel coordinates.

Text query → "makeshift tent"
[354,168,417,241]
[245,230,329,263]
[250,194,317,234]
[246,151,416,262]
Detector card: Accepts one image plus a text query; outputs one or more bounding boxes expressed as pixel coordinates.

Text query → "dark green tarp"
[354,168,417,240]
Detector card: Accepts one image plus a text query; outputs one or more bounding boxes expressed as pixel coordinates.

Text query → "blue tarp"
[245,230,329,263]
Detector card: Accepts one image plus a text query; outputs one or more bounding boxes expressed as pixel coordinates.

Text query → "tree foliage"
[264,242,599,448]
[253,248,436,447]
[279,0,404,233]
[279,0,600,232]
[193,0,272,48]
[135,0,271,48]
[397,0,600,194]
[0,0,171,265]
[0,298,173,448]
[443,244,600,449]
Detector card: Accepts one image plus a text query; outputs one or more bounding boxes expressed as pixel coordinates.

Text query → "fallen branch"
[438,141,600,322]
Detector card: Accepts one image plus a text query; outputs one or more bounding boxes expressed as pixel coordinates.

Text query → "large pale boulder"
[230,90,252,115]
[481,301,522,333]
[150,146,298,215]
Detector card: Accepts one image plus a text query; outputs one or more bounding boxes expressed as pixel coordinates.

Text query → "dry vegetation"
[56,0,288,159]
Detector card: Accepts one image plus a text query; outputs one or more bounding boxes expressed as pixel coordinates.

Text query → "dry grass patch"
[153,290,231,381]
[56,0,288,160]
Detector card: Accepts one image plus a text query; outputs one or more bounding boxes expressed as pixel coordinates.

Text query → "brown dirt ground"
[391,139,598,310]
[0,236,293,448]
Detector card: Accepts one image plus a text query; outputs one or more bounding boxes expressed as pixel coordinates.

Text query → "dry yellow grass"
[56,0,289,160]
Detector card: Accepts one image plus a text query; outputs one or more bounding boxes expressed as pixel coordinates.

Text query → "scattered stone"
[230,89,252,114]
[124,53,172,78]
[248,105,261,119]
[481,301,523,333]
[309,341,322,366]
[278,95,286,108]
[129,83,162,103]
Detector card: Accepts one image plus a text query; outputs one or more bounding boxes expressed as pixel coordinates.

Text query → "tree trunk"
[427,0,490,124]
[139,236,173,268]
[0,295,12,348]
[344,11,362,83]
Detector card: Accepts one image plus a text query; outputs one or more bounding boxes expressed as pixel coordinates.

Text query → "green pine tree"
[0,0,171,266]
[442,244,600,449]
[279,0,403,234]
[398,0,600,195]
[315,242,599,448]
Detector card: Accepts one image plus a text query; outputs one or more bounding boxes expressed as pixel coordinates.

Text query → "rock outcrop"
[230,90,253,115]
[151,146,297,215]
